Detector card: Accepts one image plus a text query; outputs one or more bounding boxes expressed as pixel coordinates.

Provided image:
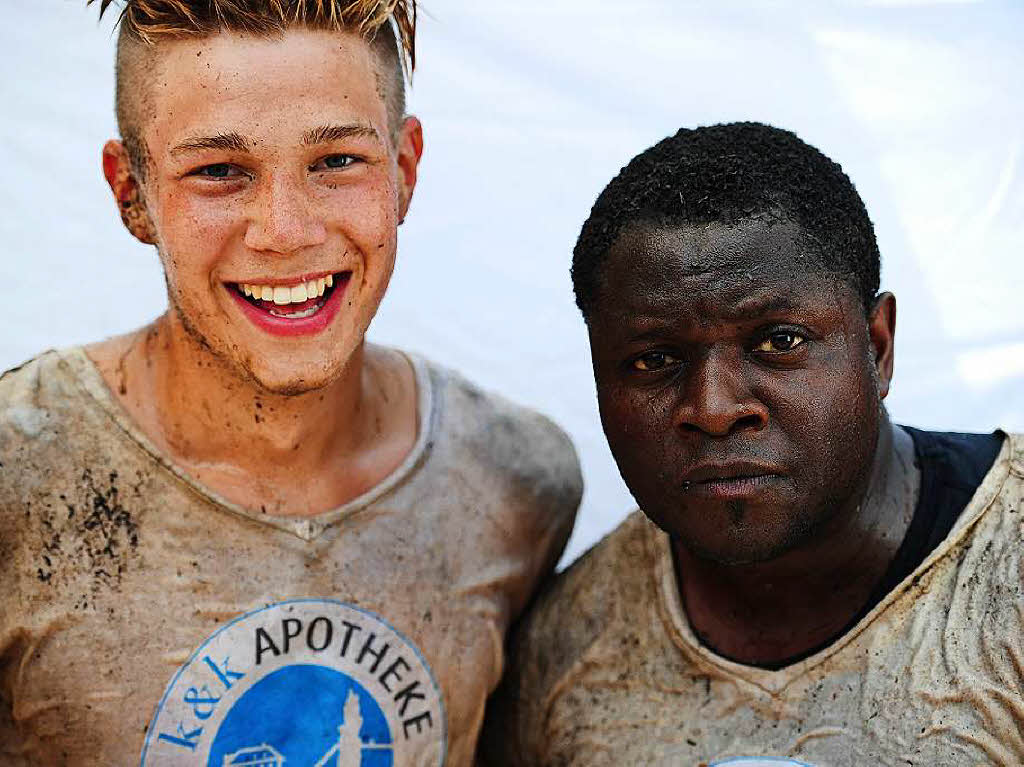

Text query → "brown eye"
[632,352,680,371]
[754,332,806,352]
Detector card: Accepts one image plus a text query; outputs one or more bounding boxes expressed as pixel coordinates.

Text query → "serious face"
[104,28,422,394]
[588,215,893,564]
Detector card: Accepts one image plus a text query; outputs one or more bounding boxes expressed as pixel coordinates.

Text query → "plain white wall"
[2,0,1021,566]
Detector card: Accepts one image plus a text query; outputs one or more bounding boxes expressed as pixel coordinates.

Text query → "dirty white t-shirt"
[482,434,1024,767]
[0,347,582,767]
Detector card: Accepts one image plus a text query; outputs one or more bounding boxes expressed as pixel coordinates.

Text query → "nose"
[674,351,768,437]
[244,174,327,255]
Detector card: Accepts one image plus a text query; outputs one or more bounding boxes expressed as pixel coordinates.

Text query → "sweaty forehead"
[139,29,387,148]
[594,215,847,321]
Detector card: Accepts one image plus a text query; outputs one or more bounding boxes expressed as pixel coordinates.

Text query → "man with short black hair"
[0,2,581,765]
[482,122,1020,766]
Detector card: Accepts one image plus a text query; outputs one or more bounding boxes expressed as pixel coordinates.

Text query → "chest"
[4,493,499,767]
[543,561,1024,767]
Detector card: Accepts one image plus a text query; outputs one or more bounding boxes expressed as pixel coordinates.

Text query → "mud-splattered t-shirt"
[482,433,1024,767]
[0,348,582,767]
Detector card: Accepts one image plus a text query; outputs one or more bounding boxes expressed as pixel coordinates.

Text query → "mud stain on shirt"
[33,468,142,608]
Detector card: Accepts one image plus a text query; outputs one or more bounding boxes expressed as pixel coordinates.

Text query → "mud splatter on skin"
[35,468,142,609]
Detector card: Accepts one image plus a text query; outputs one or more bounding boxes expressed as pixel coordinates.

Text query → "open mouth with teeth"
[236,273,338,318]
[228,271,351,336]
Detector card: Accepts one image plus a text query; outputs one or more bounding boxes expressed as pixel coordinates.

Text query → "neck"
[673,414,920,666]
[153,313,367,468]
[89,312,417,516]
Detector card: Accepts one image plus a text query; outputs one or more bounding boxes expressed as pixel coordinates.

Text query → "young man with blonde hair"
[0,2,581,764]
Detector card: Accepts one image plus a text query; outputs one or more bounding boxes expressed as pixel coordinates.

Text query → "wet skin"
[90,29,424,516]
[108,28,421,395]
[588,215,905,663]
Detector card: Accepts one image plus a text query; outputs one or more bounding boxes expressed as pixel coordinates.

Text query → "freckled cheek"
[327,173,397,220]
[325,197,398,263]
[343,211,397,252]
[153,195,241,276]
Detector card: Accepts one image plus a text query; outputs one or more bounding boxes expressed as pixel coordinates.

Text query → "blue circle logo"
[140,600,445,766]
[210,665,391,766]
[710,759,815,767]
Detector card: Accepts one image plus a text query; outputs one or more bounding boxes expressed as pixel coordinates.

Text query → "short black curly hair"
[572,122,881,319]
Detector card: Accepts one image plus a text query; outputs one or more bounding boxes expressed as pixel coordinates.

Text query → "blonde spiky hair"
[89,0,417,173]
[89,0,415,71]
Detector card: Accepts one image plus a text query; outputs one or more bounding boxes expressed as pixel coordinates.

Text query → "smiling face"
[104,28,422,394]
[588,215,893,564]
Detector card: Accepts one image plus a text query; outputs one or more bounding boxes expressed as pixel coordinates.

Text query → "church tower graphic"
[313,689,365,767]
[222,687,390,767]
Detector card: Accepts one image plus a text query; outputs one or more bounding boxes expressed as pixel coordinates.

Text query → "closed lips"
[681,462,782,484]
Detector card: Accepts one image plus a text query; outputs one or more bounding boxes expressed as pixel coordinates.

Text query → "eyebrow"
[728,292,800,317]
[624,325,679,344]
[168,123,381,157]
[621,292,807,343]
[170,132,250,156]
[302,123,381,145]
[625,288,799,318]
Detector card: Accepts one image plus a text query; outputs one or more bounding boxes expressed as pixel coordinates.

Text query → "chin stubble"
[168,290,318,397]
[726,499,746,526]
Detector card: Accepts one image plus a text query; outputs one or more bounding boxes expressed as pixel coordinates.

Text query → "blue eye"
[193,163,244,179]
[312,155,358,171]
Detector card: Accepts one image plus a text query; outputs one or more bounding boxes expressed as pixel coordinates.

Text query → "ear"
[102,139,157,245]
[394,115,423,224]
[867,292,896,400]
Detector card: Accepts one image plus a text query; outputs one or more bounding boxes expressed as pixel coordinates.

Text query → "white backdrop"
[2,0,1022,567]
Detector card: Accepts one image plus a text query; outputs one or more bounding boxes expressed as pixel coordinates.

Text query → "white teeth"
[270,305,320,319]
[237,276,335,307]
